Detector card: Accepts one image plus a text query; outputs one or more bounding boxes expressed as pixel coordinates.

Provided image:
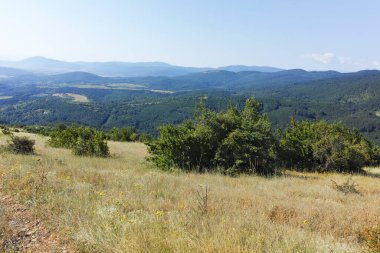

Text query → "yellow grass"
[0,96,13,100]
[46,83,175,94]
[0,132,379,252]
[53,93,90,103]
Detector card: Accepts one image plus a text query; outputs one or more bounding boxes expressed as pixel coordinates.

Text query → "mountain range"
[0,56,283,77]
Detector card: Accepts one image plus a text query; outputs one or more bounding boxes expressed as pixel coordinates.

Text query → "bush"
[279,119,379,173]
[108,127,137,142]
[1,126,12,135]
[48,125,109,157]
[331,178,361,195]
[22,125,53,136]
[148,97,277,175]
[138,133,153,143]
[7,136,35,154]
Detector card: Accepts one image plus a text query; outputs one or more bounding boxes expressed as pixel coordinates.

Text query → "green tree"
[49,125,109,157]
[214,98,277,174]
[280,119,379,172]
[109,127,137,142]
[148,97,277,175]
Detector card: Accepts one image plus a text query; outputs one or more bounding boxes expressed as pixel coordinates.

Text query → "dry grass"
[53,93,90,103]
[0,132,379,252]
[0,203,17,252]
[0,96,13,100]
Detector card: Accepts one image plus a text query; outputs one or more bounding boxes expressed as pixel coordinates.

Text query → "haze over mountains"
[1,56,377,92]
[0,56,283,77]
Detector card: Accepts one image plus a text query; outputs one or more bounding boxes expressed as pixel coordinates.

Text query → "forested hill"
[257,70,380,144]
[0,65,380,144]
[123,69,344,90]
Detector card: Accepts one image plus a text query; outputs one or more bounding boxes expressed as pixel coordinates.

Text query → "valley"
[0,64,380,144]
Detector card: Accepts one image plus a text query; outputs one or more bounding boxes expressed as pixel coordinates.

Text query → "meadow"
[0,132,379,252]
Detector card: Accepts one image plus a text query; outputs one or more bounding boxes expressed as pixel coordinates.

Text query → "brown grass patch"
[0,132,379,252]
[268,205,298,224]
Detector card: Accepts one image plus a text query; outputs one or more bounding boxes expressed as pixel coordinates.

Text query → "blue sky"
[0,0,379,71]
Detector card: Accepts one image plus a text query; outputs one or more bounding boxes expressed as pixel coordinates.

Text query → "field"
[0,96,13,100]
[0,132,379,252]
[52,93,90,103]
[41,83,175,94]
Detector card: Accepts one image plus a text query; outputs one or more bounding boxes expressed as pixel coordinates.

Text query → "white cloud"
[304,52,335,64]
[338,56,352,64]
[373,61,380,69]
[302,53,380,71]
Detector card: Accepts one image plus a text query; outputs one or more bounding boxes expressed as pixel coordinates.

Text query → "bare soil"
[0,194,74,253]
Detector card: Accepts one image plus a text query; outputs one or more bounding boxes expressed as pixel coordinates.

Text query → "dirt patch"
[0,195,74,252]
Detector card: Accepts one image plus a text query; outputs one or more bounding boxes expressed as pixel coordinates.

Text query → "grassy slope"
[0,132,379,252]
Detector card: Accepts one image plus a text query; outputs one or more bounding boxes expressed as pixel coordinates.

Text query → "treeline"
[47,125,153,156]
[22,124,152,143]
[3,96,380,174]
[108,127,152,143]
[20,124,152,157]
[148,97,380,175]
[3,89,380,145]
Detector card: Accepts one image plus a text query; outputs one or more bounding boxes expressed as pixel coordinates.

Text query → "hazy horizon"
[1,1,380,71]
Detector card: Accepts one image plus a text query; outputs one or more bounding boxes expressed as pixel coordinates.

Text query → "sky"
[0,0,379,71]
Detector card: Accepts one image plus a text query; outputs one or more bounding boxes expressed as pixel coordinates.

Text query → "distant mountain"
[36,71,106,83]
[0,68,345,91]
[0,57,283,77]
[272,70,380,101]
[0,67,32,78]
[218,65,283,72]
[0,57,79,74]
[228,69,342,89]
[124,69,343,90]
[76,61,211,77]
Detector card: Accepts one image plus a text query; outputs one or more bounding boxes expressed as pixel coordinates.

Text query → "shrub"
[48,125,109,157]
[279,119,379,173]
[148,97,277,175]
[72,131,109,157]
[1,126,12,135]
[331,178,361,195]
[7,136,35,154]
[22,125,53,136]
[108,127,137,142]
[138,133,153,143]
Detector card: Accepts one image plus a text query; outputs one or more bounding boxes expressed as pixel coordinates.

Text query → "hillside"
[258,71,380,143]
[123,69,344,90]
[0,131,379,252]
[0,67,32,78]
[0,68,380,144]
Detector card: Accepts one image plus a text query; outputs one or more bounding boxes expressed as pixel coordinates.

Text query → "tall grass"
[0,132,379,252]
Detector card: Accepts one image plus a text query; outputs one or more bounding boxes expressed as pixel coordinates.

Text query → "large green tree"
[280,119,379,172]
[148,97,277,175]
